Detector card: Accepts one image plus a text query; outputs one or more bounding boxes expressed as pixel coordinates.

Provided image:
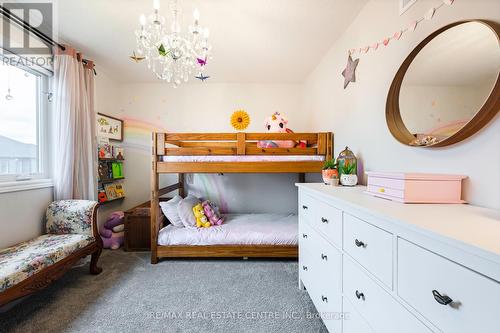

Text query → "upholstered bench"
[0,200,103,306]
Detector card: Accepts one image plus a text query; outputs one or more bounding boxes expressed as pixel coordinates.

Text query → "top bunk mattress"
[158,213,298,246]
[161,155,325,162]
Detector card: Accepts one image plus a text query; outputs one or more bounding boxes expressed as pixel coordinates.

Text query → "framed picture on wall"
[97,113,123,141]
[399,0,417,15]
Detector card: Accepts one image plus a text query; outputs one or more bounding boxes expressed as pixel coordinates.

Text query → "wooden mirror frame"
[386,20,500,148]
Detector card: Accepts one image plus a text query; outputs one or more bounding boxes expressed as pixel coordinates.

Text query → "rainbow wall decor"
[121,117,167,152]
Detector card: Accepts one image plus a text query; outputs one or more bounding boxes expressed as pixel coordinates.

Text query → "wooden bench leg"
[151,254,158,264]
[89,247,103,275]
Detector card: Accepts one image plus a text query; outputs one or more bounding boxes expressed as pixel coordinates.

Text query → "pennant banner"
[348,0,455,56]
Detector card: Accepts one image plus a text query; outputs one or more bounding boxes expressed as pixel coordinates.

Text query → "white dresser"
[297,184,500,333]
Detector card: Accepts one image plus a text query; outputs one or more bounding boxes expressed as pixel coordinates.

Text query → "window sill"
[0,179,53,194]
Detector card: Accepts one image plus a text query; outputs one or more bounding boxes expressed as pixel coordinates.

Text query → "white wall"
[0,188,53,248]
[97,82,309,215]
[302,0,500,209]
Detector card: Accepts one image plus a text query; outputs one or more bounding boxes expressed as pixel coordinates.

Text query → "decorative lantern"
[337,146,357,177]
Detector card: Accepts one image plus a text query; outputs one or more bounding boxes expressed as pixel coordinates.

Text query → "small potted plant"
[322,159,339,185]
[339,160,358,186]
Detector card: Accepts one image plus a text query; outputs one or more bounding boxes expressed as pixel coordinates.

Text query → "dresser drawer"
[299,245,315,289]
[367,184,404,200]
[314,224,342,284]
[299,193,316,222]
[343,257,432,333]
[343,213,393,288]
[299,220,343,332]
[314,199,343,249]
[299,192,343,249]
[343,297,374,333]
[398,238,500,333]
[299,219,316,252]
[309,286,342,333]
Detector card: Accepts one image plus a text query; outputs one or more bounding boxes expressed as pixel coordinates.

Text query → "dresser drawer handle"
[302,205,308,210]
[302,265,308,271]
[355,239,367,248]
[355,290,365,301]
[321,295,328,303]
[302,233,308,239]
[321,254,328,261]
[321,217,329,224]
[432,290,453,306]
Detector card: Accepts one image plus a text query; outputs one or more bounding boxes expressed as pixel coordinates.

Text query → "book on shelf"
[98,144,112,159]
[111,162,123,179]
[104,183,118,200]
[98,163,110,180]
[104,182,125,200]
[97,137,125,160]
[115,183,125,198]
[98,184,108,203]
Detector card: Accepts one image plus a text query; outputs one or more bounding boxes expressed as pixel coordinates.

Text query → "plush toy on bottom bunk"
[192,200,224,228]
[202,200,224,226]
[100,211,125,249]
[257,112,306,149]
[193,203,211,228]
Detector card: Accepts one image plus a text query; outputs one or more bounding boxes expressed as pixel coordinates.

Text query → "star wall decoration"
[342,54,359,89]
[129,51,145,63]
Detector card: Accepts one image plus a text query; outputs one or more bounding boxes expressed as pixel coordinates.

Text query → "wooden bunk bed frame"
[151,132,333,263]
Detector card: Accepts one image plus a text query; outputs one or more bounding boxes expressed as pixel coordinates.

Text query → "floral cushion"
[46,200,97,235]
[0,234,94,292]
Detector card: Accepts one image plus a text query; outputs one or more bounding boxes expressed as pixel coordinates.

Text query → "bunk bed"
[150,132,333,263]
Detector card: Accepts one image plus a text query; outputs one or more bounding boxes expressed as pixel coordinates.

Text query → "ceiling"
[56,0,367,83]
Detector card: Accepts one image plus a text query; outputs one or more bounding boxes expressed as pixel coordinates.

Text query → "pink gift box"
[365,172,467,204]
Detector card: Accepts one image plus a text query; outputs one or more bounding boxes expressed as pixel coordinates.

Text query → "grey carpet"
[0,250,327,333]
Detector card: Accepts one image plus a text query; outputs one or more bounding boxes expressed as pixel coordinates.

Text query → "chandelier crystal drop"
[135,0,212,87]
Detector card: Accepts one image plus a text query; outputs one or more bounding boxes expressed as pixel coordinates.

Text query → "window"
[0,60,49,184]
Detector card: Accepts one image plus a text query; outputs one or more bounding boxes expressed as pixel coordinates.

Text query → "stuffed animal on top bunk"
[202,200,224,226]
[193,203,211,228]
[257,112,306,149]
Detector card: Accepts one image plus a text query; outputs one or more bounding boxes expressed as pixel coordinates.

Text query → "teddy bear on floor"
[193,203,211,228]
[257,112,306,148]
[202,200,224,226]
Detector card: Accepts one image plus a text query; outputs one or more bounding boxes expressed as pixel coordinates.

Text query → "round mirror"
[387,20,500,147]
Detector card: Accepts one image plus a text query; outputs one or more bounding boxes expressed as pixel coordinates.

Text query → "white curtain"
[52,47,97,200]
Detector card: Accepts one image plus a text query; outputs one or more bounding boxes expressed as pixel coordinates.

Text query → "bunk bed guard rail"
[152,132,333,174]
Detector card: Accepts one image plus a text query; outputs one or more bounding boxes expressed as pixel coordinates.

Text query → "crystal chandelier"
[135,0,211,87]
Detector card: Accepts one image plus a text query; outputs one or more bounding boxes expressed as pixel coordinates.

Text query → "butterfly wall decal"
[197,57,207,66]
[129,51,145,63]
[195,73,210,81]
[158,44,171,57]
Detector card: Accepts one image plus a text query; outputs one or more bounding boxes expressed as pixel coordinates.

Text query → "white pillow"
[177,195,200,228]
[159,195,183,227]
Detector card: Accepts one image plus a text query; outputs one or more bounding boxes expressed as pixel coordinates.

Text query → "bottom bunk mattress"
[158,213,298,246]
